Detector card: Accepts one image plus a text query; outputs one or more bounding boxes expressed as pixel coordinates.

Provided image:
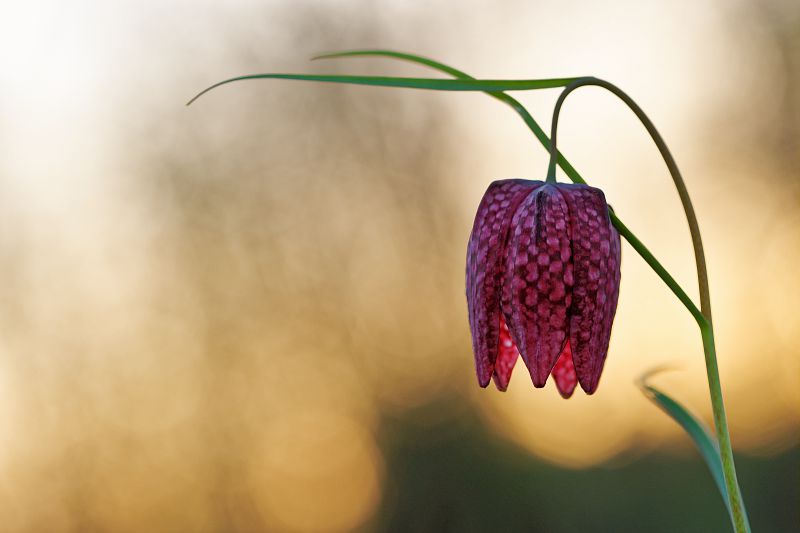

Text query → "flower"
[466,180,621,398]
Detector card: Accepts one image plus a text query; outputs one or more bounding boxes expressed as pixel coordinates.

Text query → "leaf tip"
[636,364,680,391]
[310,50,352,62]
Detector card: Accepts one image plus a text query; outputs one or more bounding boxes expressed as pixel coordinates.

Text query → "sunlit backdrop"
[0,0,797,531]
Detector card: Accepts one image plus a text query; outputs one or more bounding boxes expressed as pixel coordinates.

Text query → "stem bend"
[547,77,712,323]
[546,77,748,532]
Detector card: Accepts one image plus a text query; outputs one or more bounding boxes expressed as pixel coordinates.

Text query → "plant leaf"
[312,49,589,185]
[313,49,479,79]
[187,74,581,106]
[638,368,734,522]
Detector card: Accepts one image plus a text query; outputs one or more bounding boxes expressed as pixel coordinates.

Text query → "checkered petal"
[560,184,621,394]
[502,184,573,387]
[551,340,578,398]
[466,180,542,387]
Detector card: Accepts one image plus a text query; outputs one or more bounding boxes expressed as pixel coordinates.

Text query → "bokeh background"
[1,0,798,531]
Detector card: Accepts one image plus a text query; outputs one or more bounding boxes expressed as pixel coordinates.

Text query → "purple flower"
[466,180,621,398]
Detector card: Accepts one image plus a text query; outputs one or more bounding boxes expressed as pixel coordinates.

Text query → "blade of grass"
[312,49,588,185]
[187,74,580,106]
[638,368,736,525]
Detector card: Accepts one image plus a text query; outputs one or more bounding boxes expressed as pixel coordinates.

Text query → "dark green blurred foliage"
[372,402,799,533]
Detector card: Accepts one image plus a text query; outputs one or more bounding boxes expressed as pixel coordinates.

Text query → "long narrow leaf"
[312,49,588,185]
[638,369,734,523]
[187,74,581,106]
[313,49,481,80]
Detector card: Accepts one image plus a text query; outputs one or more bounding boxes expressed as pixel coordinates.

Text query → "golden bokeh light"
[247,409,382,532]
[1,0,798,530]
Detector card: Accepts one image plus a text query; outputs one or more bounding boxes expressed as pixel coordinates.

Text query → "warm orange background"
[1,0,797,531]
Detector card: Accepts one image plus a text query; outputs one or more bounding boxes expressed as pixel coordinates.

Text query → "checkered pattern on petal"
[466,179,542,387]
[503,185,573,387]
[559,184,621,394]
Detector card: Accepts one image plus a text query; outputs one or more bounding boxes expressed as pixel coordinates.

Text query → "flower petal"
[503,184,573,387]
[594,223,622,389]
[492,315,520,391]
[551,340,577,398]
[466,180,542,387]
[559,184,621,394]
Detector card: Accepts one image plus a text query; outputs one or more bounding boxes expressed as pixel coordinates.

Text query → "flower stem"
[308,50,749,530]
[548,78,713,319]
[548,77,749,532]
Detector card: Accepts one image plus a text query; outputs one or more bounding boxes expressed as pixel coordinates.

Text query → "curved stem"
[548,78,712,320]
[326,52,710,328]
[609,212,705,327]
[312,51,749,530]
[548,77,748,532]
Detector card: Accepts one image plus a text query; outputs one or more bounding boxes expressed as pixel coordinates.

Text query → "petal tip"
[527,360,550,388]
[531,376,549,389]
[551,340,578,398]
[556,387,576,399]
[579,378,600,395]
[492,378,509,392]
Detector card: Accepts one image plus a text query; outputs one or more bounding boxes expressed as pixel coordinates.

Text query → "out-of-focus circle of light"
[346,221,462,408]
[247,408,383,533]
[475,367,643,468]
[760,215,800,414]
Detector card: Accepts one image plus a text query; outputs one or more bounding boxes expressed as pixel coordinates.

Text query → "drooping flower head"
[466,180,621,398]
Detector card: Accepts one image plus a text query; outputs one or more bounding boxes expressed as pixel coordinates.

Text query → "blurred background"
[0,0,798,531]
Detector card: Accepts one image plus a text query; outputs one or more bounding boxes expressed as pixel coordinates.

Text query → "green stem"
[548,77,749,533]
[308,50,749,529]
[547,78,712,320]
[609,212,705,325]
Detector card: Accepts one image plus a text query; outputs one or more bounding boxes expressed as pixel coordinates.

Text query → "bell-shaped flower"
[466,180,621,398]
